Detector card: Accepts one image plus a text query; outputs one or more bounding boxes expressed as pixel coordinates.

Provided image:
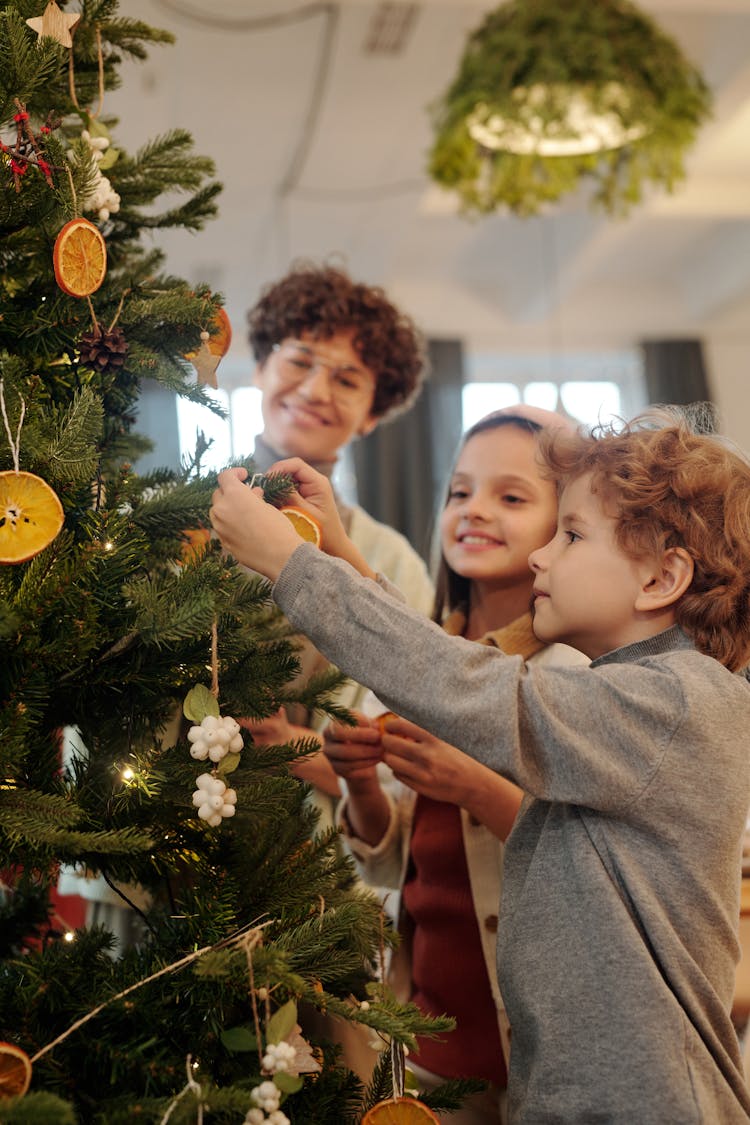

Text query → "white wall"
[707,340,750,454]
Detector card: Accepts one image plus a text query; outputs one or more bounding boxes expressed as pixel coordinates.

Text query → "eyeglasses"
[271,342,374,405]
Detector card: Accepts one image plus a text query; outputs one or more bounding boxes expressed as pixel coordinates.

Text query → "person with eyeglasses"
[240,261,434,815]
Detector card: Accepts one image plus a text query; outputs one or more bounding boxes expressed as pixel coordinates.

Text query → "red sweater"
[403,794,506,1086]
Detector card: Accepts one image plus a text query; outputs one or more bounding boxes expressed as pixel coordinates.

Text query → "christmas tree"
[0,3,466,1122]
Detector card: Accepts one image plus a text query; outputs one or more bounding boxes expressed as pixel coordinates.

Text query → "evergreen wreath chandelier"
[428,0,712,217]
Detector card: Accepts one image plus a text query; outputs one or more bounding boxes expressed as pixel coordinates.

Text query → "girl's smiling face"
[440,425,559,600]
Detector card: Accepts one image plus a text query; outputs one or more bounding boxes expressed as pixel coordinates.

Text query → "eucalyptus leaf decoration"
[428,0,712,217]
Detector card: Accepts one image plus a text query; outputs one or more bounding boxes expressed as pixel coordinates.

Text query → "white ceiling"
[108,0,750,379]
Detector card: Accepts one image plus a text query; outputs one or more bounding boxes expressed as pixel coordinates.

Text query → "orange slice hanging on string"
[279,505,321,547]
[53,217,107,297]
[0,1041,32,1099]
[180,526,211,562]
[184,308,233,360]
[361,1097,440,1125]
[0,470,64,563]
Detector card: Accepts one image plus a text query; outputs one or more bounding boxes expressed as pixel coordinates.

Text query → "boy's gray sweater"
[274,545,750,1124]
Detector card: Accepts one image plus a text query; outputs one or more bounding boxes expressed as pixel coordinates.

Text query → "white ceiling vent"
[363,3,419,55]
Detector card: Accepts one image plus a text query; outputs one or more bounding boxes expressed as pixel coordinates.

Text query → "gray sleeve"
[274,545,684,812]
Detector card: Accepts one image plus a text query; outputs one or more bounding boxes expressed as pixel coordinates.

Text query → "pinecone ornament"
[79,324,128,373]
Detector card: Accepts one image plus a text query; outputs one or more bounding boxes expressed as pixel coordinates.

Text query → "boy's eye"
[332,371,359,390]
[448,488,469,501]
[564,529,581,544]
[503,494,524,505]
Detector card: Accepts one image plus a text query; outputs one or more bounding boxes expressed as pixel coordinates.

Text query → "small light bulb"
[121,766,135,782]
[103,540,114,551]
[64,931,75,943]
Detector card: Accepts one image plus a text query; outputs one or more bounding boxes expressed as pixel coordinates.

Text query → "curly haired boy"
[212,408,750,1122]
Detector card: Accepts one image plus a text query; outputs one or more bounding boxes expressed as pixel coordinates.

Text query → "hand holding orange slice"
[53,217,107,297]
[375,712,397,735]
[0,470,64,564]
[0,1041,31,1099]
[362,1097,439,1124]
[279,505,321,547]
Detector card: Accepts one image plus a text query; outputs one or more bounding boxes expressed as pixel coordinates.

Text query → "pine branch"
[28,386,104,485]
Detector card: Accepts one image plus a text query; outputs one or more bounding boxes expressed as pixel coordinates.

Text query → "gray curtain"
[641,339,713,407]
[352,338,464,563]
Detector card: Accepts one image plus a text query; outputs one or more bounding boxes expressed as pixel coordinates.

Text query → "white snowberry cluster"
[244,1081,289,1124]
[187,714,243,762]
[192,773,237,826]
[262,1041,296,1074]
[80,130,121,220]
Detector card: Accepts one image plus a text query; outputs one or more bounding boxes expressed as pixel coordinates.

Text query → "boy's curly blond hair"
[540,407,750,671]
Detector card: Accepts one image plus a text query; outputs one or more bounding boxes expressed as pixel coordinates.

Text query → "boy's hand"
[269,457,377,579]
[268,458,351,561]
[210,467,303,580]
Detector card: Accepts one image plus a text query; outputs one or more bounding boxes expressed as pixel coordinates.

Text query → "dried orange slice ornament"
[279,505,321,547]
[375,712,397,735]
[181,527,211,562]
[53,217,107,297]
[0,1041,32,1099]
[0,470,64,564]
[362,1097,440,1125]
[185,308,232,360]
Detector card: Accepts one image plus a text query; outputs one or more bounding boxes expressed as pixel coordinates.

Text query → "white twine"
[0,378,25,472]
[391,1039,405,1100]
[159,1054,204,1125]
[30,920,271,1064]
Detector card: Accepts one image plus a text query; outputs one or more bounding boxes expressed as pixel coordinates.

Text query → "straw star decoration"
[191,338,221,389]
[26,1,81,49]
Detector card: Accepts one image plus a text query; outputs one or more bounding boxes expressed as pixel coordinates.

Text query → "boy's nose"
[298,366,333,403]
[528,543,547,572]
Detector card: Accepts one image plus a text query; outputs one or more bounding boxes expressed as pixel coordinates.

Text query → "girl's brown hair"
[540,407,750,671]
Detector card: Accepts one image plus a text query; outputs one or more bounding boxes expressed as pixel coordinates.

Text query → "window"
[177,385,264,472]
[462,349,646,431]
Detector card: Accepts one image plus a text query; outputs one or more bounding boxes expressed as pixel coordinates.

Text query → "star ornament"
[191,339,221,389]
[26,1,81,49]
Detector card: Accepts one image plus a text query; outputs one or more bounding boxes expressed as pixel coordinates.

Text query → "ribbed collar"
[251,434,337,481]
[590,625,694,669]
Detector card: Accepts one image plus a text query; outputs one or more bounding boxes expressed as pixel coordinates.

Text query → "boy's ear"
[635,547,694,612]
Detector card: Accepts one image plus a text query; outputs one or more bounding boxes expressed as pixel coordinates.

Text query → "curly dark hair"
[539,407,750,671]
[247,262,427,420]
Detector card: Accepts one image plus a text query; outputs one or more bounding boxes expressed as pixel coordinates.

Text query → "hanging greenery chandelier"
[428,0,712,217]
